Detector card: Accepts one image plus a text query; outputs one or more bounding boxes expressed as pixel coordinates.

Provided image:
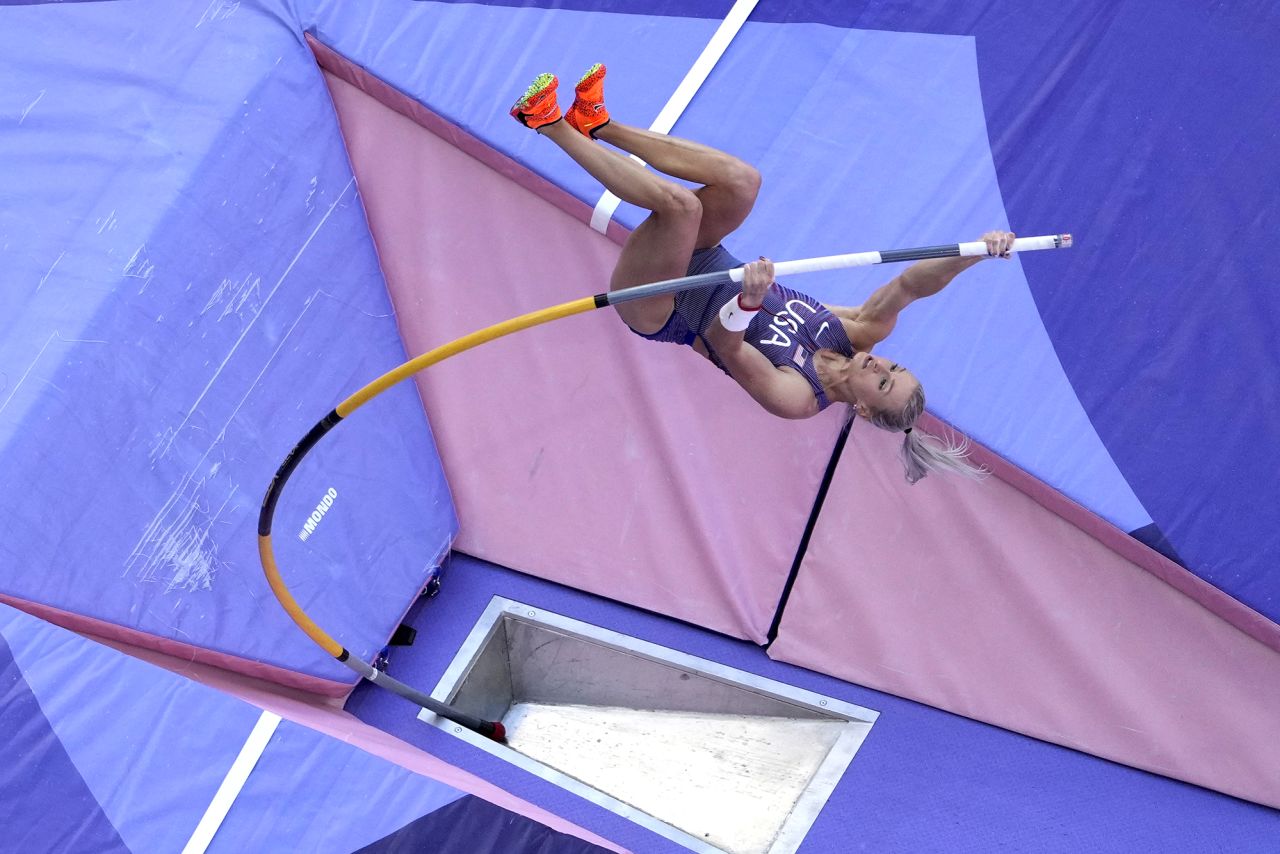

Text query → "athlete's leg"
[566,65,760,249]
[595,123,760,250]
[514,74,702,333]
[541,122,701,333]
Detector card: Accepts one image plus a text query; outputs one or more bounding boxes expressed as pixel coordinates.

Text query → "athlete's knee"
[723,159,761,206]
[656,183,703,223]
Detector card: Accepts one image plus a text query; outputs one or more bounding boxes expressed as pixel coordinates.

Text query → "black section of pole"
[878,244,961,264]
[352,661,507,742]
[258,406,505,740]
[603,270,735,306]
[258,410,342,536]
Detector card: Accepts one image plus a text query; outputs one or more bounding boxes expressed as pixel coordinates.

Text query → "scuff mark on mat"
[153,177,352,461]
[196,0,240,28]
[36,252,65,291]
[124,244,156,293]
[201,273,263,321]
[18,89,44,124]
[125,471,238,593]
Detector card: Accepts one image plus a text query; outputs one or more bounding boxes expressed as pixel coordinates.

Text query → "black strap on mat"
[764,415,854,648]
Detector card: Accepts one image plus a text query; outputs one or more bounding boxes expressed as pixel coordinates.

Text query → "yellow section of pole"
[337,296,599,418]
[260,294,600,665]
[259,534,345,658]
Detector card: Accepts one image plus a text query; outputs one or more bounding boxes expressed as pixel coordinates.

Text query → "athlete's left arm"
[839,230,1016,348]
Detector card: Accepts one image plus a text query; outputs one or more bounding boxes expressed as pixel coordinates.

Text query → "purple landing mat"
[0,0,456,691]
[0,633,129,854]
[354,795,609,854]
[345,552,1280,854]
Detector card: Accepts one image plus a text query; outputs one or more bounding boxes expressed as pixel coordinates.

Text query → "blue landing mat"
[0,0,457,689]
[0,601,609,852]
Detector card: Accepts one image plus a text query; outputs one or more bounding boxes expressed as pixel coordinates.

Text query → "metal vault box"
[419,597,878,854]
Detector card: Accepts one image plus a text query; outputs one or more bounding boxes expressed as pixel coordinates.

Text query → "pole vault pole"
[257,233,1073,740]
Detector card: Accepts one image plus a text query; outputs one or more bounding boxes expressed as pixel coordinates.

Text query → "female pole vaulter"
[512,66,1014,483]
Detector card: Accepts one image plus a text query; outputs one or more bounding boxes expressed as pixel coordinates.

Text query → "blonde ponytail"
[864,384,986,484]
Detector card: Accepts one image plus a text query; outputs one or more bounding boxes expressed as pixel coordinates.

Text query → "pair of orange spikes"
[511,63,612,138]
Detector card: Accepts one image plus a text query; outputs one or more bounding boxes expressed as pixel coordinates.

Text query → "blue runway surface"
[346,553,1280,854]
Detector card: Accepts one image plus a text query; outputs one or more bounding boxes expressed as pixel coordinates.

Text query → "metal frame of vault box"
[419,596,878,854]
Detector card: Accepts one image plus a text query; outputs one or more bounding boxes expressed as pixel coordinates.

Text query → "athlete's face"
[844,352,918,419]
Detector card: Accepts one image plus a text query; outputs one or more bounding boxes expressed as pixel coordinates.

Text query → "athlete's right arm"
[708,330,820,419]
[705,258,820,420]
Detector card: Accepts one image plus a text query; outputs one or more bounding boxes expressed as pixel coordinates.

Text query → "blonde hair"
[862,384,985,484]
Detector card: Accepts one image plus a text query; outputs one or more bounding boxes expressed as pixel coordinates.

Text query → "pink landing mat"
[768,418,1280,809]
[322,70,845,643]
[99,634,626,852]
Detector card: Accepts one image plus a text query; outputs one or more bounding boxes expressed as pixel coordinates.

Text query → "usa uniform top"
[634,244,855,411]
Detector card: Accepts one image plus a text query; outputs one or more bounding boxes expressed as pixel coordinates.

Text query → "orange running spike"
[510,72,562,129]
[565,63,611,138]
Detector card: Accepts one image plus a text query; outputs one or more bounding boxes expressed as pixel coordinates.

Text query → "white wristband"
[719,294,760,332]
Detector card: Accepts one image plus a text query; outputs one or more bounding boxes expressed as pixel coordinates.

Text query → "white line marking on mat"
[590,0,760,233]
[182,710,281,854]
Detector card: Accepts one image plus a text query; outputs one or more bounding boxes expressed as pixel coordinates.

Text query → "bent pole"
[607,233,1073,305]
[257,232,1072,739]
